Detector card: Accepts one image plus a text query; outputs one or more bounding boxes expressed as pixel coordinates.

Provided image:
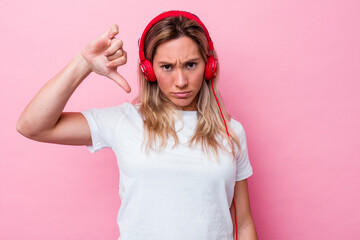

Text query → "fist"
[81,24,131,93]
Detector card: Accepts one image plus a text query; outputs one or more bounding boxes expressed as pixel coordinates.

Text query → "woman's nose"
[174,69,188,88]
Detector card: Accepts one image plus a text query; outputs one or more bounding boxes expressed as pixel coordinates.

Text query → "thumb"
[107,70,131,93]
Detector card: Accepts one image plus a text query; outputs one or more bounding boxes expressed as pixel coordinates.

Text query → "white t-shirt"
[81,103,253,240]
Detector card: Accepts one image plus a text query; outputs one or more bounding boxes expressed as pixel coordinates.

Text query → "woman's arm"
[230,179,258,240]
[16,24,130,145]
[16,52,92,145]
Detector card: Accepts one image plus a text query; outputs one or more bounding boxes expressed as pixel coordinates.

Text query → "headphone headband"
[139,10,214,61]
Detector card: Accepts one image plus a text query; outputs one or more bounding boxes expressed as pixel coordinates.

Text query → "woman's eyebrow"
[158,61,174,65]
[158,58,201,65]
[185,58,200,62]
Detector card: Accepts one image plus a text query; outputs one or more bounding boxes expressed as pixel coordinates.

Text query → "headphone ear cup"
[140,60,157,82]
[204,55,217,81]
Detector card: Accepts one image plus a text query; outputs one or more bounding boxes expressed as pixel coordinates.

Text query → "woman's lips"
[172,91,191,98]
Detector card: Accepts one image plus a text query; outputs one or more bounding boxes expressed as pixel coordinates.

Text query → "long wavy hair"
[133,13,241,161]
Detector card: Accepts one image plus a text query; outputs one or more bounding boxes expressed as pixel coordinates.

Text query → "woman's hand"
[81,24,131,93]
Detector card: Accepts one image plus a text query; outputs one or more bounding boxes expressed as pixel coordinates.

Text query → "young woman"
[17,10,257,240]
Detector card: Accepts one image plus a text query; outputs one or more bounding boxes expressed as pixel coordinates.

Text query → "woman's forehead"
[153,36,202,62]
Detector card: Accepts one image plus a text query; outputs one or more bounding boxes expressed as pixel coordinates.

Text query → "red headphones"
[138,10,218,82]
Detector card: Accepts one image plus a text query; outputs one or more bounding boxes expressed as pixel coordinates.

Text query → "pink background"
[1,0,359,239]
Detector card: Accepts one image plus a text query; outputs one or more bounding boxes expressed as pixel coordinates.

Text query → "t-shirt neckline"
[176,110,198,118]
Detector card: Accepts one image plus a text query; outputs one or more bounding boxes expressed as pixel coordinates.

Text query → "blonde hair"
[133,14,241,161]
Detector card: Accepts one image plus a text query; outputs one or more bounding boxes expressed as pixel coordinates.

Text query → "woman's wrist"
[76,51,93,76]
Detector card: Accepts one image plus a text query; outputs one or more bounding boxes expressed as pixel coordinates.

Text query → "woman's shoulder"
[229,117,246,136]
[84,102,138,118]
[111,102,140,117]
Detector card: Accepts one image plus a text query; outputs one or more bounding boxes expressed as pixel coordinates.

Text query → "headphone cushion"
[141,60,157,82]
[205,55,217,80]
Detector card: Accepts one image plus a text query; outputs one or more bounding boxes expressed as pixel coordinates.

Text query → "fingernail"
[104,52,108,56]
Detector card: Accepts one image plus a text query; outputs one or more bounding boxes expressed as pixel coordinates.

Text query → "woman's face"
[153,36,206,111]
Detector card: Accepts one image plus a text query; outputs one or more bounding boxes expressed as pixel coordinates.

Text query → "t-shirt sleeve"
[232,120,254,181]
[80,103,130,153]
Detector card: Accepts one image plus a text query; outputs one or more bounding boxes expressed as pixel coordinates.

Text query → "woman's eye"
[187,62,197,69]
[161,65,171,71]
